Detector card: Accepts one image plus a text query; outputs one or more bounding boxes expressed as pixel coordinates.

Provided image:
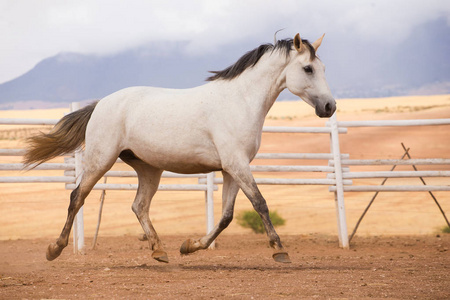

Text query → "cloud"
[0,0,448,83]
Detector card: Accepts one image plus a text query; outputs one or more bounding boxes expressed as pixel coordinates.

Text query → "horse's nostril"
[325,102,331,113]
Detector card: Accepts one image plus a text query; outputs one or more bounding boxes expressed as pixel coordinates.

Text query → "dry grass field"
[0,94,449,242]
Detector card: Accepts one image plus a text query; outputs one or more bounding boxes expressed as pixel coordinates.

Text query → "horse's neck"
[223,53,287,123]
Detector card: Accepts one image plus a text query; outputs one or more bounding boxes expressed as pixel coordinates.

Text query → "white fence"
[327,119,450,193]
[1,102,450,253]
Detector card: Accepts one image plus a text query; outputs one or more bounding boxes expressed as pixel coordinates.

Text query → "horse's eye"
[303,66,313,74]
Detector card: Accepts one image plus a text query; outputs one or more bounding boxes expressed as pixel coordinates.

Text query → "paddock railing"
[326,117,450,242]
[327,119,450,193]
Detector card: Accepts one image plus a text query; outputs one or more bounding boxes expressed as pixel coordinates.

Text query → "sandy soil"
[1,234,449,299]
[0,94,449,298]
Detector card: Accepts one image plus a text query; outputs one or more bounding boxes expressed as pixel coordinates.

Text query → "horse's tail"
[23,101,99,168]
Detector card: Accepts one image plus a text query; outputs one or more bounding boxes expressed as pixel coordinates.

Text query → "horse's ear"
[293,33,303,53]
[312,34,325,51]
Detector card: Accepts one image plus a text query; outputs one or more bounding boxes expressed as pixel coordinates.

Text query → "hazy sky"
[1,0,449,84]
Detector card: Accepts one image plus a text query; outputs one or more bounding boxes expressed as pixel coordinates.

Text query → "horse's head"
[285,33,336,118]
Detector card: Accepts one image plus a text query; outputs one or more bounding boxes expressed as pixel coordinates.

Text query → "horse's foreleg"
[180,171,239,254]
[131,168,168,263]
[226,164,291,263]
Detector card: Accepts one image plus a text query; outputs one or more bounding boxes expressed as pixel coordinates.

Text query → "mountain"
[0,43,227,109]
[0,18,448,109]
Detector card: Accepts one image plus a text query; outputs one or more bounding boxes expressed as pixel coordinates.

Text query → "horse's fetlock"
[269,240,276,248]
[56,239,68,248]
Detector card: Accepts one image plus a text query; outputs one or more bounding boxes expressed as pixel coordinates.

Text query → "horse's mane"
[206,38,316,82]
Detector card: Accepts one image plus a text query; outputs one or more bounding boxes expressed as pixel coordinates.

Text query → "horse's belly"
[141,153,222,174]
[129,140,222,174]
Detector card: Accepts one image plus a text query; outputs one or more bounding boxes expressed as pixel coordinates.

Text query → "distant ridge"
[0,18,448,109]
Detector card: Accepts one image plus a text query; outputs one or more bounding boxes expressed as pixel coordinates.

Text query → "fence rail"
[263,126,347,133]
[0,163,74,171]
[0,118,58,125]
[332,158,450,166]
[0,149,27,156]
[65,183,212,191]
[327,118,450,194]
[329,185,450,192]
[0,176,76,183]
[328,170,450,179]
[333,119,450,127]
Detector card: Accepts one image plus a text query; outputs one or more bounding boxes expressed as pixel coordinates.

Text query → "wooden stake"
[401,143,450,228]
[92,177,107,249]
[349,148,409,242]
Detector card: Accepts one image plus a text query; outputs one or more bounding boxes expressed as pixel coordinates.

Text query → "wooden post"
[206,172,215,249]
[329,113,349,248]
[92,177,107,249]
[71,102,85,254]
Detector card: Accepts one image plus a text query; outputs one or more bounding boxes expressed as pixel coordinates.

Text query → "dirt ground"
[1,234,449,299]
[1,95,450,298]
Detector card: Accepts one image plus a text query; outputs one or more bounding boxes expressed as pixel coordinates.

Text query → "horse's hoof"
[272,251,291,263]
[46,243,63,261]
[180,239,196,255]
[152,250,169,263]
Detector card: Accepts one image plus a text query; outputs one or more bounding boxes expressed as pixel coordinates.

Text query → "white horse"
[25,33,335,264]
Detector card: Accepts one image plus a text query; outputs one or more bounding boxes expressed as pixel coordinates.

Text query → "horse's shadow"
[109,262,370,273]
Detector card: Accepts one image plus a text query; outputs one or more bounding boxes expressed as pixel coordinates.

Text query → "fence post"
[206,172,215,249]
[70,102,85,254]
[329,113,349,248]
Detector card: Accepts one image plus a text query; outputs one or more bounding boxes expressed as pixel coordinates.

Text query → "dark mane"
[206,38,316,81]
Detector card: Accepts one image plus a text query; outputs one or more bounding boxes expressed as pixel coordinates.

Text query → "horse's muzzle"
[315,99,336,118]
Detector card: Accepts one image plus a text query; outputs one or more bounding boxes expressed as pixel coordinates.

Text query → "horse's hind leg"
[46,158,115,261]
[180,171,239,254]
[120,151,167,263]
[132,169,167,263]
